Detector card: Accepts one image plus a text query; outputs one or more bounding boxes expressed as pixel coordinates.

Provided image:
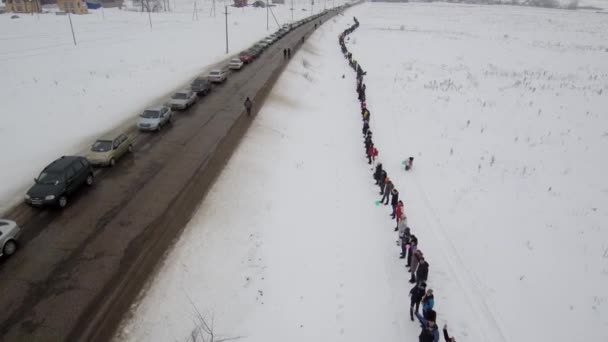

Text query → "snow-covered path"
[118,12,418,342]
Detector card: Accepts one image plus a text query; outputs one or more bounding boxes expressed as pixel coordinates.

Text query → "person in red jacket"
[367,145,378,165]
[394,200,404,230]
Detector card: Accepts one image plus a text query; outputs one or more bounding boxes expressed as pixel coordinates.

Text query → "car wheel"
[157,123,162,132]
[86,174,94,186]
[3,240,17,256]
[128,144,133,153]
[109,158,116,167]
[58,196,68,208]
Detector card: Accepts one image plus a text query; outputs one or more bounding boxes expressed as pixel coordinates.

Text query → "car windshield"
[172,93,189,99]
[37,171,63,184]
[230,59,240,63]
[91,140,113,152]
[192,78,206,84]
[141,110,160,118]
[210,71,220,75]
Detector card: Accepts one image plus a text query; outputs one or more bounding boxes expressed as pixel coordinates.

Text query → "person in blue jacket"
[422,289,435,319]
[415,309,439,342]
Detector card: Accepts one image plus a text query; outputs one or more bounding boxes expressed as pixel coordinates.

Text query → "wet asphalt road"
[0,9,342,342]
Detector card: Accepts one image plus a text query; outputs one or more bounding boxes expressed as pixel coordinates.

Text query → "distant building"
[233,0,247,7]
[4,0,42,13]
[58,0,88,13]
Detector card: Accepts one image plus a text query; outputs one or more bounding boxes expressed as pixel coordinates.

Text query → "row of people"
[338,17,456,342]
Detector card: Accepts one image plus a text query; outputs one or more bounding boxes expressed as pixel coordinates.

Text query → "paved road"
[0,9,342,342]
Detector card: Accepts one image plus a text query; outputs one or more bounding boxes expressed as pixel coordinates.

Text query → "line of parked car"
[1,11,333,259]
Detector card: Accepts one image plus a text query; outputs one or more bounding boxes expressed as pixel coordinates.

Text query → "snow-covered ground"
[0,0,343,212]
[117,13,419,342]
[348,2,608,341]
[117,2,608,342]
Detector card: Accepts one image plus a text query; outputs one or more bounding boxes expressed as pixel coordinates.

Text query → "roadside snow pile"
[116,12,421,342]
[0,0,325,212]
[346,2,608,341]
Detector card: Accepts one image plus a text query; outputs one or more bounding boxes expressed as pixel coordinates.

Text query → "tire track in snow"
[410,172,509,342]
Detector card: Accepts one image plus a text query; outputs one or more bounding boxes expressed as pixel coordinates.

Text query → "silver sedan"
[0,219,21,257]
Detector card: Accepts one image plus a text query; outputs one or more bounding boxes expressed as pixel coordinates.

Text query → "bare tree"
[184,295,244,342]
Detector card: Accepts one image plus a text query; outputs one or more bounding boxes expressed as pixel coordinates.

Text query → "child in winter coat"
[394,201,404,230]
[422,289,435,319]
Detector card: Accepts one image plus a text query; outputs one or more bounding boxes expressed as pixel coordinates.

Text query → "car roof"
[44,156,83,172]
[175,89,190,94]
[97,132,126,141]
[145,106,165,111]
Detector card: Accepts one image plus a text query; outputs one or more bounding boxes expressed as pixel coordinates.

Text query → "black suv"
[190,77,212,96]
[25,156,94,208]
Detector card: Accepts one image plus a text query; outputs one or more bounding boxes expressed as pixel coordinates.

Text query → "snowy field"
[0,0,340,212]
[347,2,608,341]
[117,2,608,342]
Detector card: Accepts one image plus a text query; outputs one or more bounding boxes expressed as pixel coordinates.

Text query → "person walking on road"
[283,48,287,59]
[287,48,292,58]
[244,97,252,116]
[409,282,427,321]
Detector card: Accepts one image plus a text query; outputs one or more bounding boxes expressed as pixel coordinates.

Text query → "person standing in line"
[407,235,418,267]
[443,324,456,342]
[362,119,369,137]
[373,163,383,185]
[409,282,427,321]
[367,144,377,165]
[417,258,430,285]
[244,97,252,116]
[394,202,405,231]
[381,178,393,204]
[398,216,410,258]
[415,309,440,342]
[390,188,399,218]
[422,289,435,320]
[378,170,387,194]
[410,249,423,283]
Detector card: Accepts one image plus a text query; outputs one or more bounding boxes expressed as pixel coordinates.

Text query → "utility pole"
[291,0,294,22]
[210,0,216,17]
[147,4,153,29]
[224,5,229,54]
[67,12,77,46]
[310,0,313,15]
[266,0,269,30]
[192,1,198,20]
